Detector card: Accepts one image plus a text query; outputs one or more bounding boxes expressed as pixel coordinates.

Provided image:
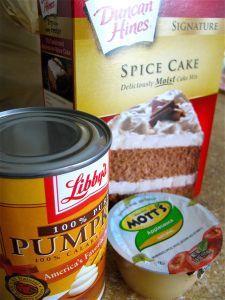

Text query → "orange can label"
[0,152,109,300]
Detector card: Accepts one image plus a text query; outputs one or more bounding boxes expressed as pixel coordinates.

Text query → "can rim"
[0,107,112,178]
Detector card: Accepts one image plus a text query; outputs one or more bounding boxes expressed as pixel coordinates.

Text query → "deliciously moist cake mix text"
[38,0,225,199]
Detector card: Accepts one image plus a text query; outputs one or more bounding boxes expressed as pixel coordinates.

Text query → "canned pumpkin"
[0,108,111,300]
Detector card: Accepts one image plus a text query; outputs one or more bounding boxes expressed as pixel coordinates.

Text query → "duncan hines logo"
[49,154,109,218]
[39,0,57,18]
[85,0,161,54]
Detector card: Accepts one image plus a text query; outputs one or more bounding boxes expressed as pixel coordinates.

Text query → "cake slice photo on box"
[47,57,70,96]
[108,90,204,203]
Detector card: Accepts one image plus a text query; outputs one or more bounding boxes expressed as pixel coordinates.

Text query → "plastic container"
[108,193,223,299]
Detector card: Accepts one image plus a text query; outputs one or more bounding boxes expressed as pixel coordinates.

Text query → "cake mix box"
[38,0,225,201]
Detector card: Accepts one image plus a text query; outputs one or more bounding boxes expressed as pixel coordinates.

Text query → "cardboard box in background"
[38,0,225,197]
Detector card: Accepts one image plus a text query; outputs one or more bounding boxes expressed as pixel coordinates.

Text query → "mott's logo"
[45,154,109,223]
[85,0,161,54]
[120,201,183,250]
[39,0,57,18]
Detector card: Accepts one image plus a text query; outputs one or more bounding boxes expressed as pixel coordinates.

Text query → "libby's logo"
[62,163,107,204]
[45,154,109,223]
[39,0,57,18]
[86,0,161,54]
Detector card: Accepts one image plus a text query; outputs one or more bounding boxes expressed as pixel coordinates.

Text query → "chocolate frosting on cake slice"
[150,99,185,127]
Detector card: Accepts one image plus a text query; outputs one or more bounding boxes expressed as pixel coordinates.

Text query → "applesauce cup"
[108,193,223,299]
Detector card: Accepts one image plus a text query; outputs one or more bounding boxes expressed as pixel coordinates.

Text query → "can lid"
[108,193,223,275]
[0,108,111,178]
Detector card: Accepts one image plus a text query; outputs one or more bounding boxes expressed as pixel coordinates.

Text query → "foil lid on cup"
[108,193,223,274]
